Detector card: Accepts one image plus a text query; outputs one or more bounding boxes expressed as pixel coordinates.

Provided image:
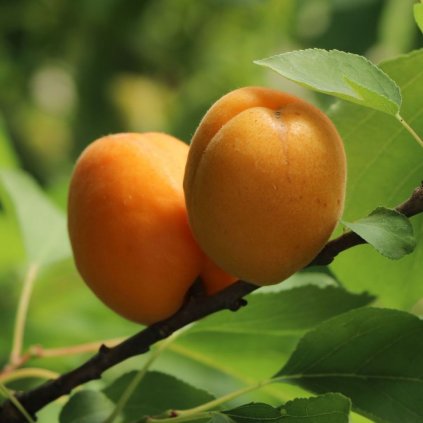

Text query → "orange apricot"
[68,132,235,325]
[184,87,346,286]
[68,132,206,325]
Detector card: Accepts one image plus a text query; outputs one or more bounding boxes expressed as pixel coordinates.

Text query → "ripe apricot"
[184,87,346,285]
[68,132,235,325]
[68,133,202,325]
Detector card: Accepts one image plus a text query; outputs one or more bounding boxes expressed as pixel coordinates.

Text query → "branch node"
[99,344,110,355]
[228,298,248,311]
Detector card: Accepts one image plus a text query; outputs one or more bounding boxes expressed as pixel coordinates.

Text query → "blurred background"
[0,0,421,206]
[0,1,422,420]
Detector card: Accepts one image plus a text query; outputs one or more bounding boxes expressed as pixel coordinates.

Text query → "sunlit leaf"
[329,49,423,309]
[255,49,401,115]
[343,207,416,259]
[414,3,423,33]
[0,169,71,266]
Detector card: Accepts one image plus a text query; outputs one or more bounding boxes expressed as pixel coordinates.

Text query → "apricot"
[184,87,346,285]
[68,132,233,325]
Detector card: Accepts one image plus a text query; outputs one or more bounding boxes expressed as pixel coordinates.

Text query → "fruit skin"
[68,132,207,325]
[184,87,346,285]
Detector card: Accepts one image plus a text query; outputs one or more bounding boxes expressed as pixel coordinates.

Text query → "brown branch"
[1,183,422,423]
[310,182,423,266]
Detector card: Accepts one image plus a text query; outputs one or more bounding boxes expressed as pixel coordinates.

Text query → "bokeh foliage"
[0,0,420,186]
[0,1,422,422]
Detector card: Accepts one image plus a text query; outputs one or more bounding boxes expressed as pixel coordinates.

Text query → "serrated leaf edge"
[255,48,402,113]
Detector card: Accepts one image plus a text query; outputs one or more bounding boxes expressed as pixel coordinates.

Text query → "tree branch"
[1,183,422,422]
[311,182,423,266]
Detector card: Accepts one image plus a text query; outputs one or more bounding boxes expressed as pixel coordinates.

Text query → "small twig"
[395,182,423,218]
[0,368,59,385]
[1,183,422,423]
[395,113,423,149]
[9,265,39,367]
[1,338,124,377]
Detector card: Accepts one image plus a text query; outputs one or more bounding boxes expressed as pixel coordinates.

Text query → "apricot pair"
[68,87,346,325]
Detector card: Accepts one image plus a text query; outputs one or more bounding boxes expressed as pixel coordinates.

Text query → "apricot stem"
[1,338,125,377]
[9,264,39,367]
[396,113,423,149]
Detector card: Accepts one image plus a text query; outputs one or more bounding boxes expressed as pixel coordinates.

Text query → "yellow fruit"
[184,87,346,285]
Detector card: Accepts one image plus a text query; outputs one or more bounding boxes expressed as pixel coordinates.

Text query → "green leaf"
[103,371,214,421]
[276,308,423,423]
[59,390,119,423]
[255,49,401,115]
[414,3,423,33]
[193,283,374,334]
[0,117,18,169]
[221,394,350,423]
[343,207,416,259]
[0,169,71,266]
[330,49,423,310]
[165,280,373,406]
[224,403,283,422]
[281,394,351,422]
[209,415,236,423]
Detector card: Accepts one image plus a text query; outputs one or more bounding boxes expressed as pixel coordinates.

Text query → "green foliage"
[193,283,374,334]
[103,371,214,421]
[224,394,351,423]
[59,390,119,423]
[0,169,70,267]
[414,3,423,33]
[0,118,18,169]
[223,403,283,422]
[343,207,416,259]
[255,49,401,115]
[170,281,373,387]
[330,49,423,309]
[280,394,350,423]
[209,415,234,423]
[277,308,423,423]
[0,2,422,423]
